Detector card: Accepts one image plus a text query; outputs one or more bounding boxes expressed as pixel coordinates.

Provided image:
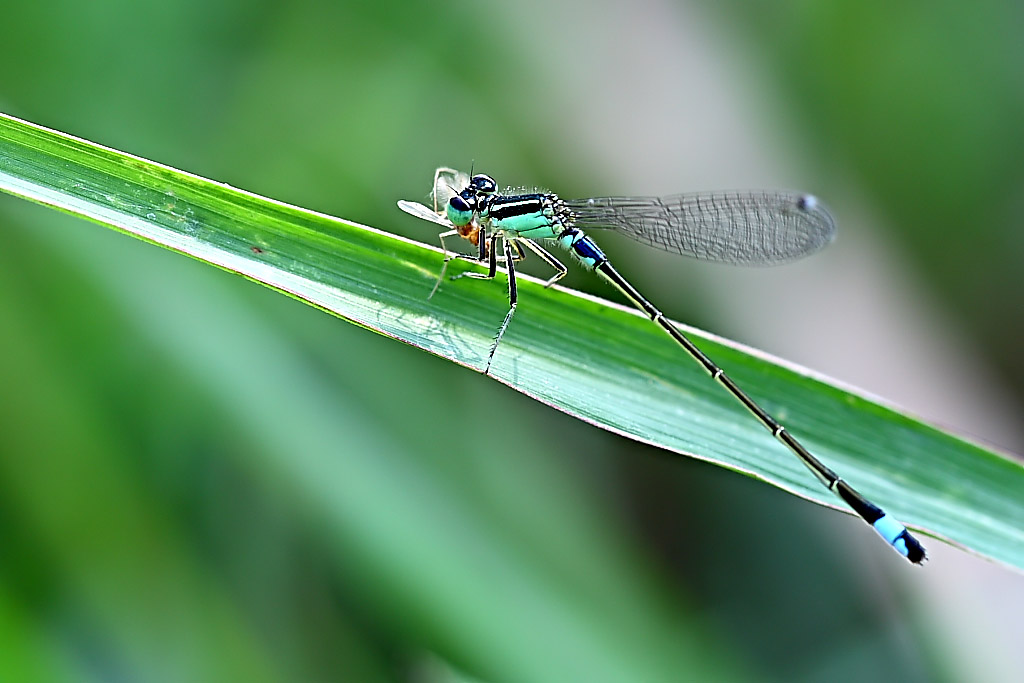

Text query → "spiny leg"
[484,236,519,375]
[451,232,527,279]
[439,232,525,374]
[434,227,513,298]
[518,239,568,287]
[430,229,460,299]
[453,229,498,281]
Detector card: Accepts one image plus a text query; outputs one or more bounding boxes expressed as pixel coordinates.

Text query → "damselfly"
[398,168,925,564]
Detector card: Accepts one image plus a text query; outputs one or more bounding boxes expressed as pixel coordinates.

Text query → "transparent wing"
[566,190,836,265]
[397,200,453,228]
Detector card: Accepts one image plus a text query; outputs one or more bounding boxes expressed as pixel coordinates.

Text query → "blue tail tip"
[874,514,927,564]
[898,530,927,565]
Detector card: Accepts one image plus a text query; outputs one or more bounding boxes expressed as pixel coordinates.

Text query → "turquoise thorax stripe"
[487,194,560,239]
[494,213,558,239]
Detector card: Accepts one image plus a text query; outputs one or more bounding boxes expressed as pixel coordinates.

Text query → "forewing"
[567,190,836,265]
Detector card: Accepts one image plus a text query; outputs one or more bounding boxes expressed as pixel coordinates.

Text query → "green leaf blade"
[2,111,1021,571]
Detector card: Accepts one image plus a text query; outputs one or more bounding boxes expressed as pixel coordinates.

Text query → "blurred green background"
[1,1,1022,681]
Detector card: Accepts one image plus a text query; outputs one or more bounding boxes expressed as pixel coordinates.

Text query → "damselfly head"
[447,193,476,227]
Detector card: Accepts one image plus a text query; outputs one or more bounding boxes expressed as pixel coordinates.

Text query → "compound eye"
[447,194,474,227]
[469,174,497,195]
